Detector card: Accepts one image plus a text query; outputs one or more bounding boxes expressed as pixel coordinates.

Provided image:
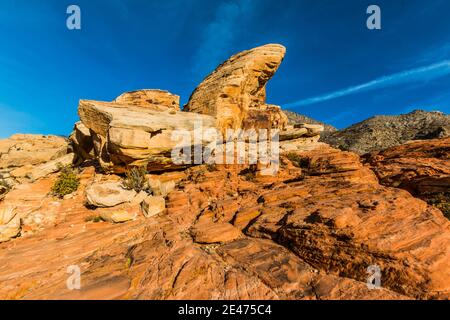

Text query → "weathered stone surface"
[27,153,75,181]
[0,147,447,299]
[0,134,68,169]
[85,181,137,208]
[99,205,139,223]
[242,104,288,130]
[114,89,180,111]
[78,99,216,172]
[0,206,21,243]
[70,122,94,161]
[363,137,450,219]
[191,222,241,244]
[141,195,165,218]
[184,44,286,132]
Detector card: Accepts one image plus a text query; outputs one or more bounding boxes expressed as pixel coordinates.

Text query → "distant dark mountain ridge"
[321,109,450,154]
[284,110,337,134]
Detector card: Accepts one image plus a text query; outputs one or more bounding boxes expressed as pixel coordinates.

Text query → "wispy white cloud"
[284,60,450,108]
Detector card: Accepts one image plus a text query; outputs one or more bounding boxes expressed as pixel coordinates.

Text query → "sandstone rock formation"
[86,181,137,208]
[73,45,325,173]
[77,99,216,172]
[363,137,450,219]
[0,145,448,299]
[184,44,286,132]
[1,43,449,301]
[0,134,73,186]
[114,89,180,111]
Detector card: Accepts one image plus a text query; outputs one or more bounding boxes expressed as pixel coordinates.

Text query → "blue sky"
[0,0,449,138]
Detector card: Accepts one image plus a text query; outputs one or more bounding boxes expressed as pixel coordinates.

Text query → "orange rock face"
[364,137,450,219]
[0,144,448,300]
[114,89,180,111]
[184,44,286,132]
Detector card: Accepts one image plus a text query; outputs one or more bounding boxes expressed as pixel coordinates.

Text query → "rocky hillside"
[322,110,450,154]
[0,44,449,300]
[363,137,450,219]
[284,110,337,134]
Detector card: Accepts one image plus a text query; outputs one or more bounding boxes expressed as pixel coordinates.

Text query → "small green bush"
[122,166,151,193]
[286,153,310,168]
[85,215,104,223]
[51,165,80,198]
[239,165,257,181]
[426,192,450,220]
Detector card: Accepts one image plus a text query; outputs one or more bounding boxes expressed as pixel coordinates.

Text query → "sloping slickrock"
[114,89,180,111]
[0,134,68,169]
[78,99,216,172]
[363,137,450,219]
[0,150,435,300]
[184,44,286,131]
[191,222,241,244]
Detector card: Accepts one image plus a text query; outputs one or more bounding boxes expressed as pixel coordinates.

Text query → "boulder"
[99,208,138,223]
[242,104,288,130]
[114,89,180,111]
[184,44,286,132]
[70,122,94,161]
[141,195,165,218]
[78,99,216,172]
[85,182,137,208]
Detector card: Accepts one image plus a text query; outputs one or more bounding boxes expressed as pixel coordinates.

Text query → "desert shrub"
[122,166,151,193]
[84,215,104,223]
[206,163,218,172]
[51,165,80,198]
[286,153,310,168]
[426,192,450,220]
[239,165,257,181]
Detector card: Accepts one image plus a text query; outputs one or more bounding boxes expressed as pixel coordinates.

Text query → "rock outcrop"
[322,110,450,154]
[0,134,72,186]
[0,145,448,299]
[1,43,449,300]
[363,137,450,219]
[77,99,216,172]
[114,89,180,111]
[184,44,286,132]
[74,45,325,173]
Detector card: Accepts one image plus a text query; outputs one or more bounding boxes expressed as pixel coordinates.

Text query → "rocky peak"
[322,109,450,154]
[184,44,287,131]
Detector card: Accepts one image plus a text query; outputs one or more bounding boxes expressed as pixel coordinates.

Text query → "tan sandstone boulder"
[77,99,216,172]
[184,44,286,132]
[114,89,180,111]
[85,181,137,208]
